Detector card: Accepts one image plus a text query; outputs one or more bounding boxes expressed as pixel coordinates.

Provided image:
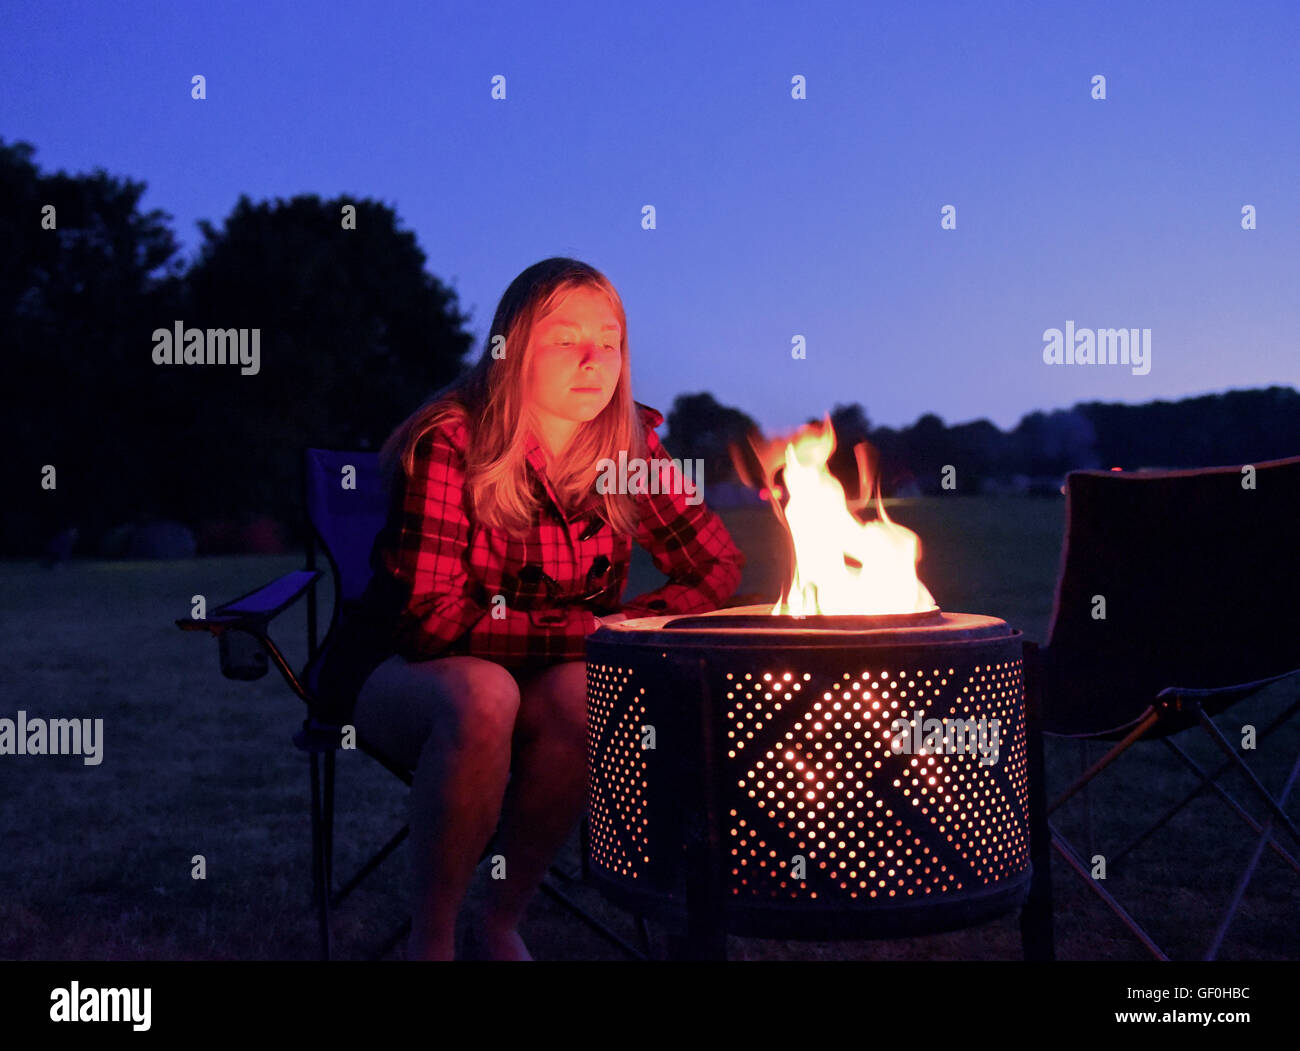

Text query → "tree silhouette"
[0,138,185,553]
[170,192,475,532]
[5,139,1298,555]
[1,142,475,554]
[663,391,758,483]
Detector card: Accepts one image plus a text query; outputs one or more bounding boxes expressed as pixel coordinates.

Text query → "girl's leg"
[352,654,521,961]
[468,659,589,959]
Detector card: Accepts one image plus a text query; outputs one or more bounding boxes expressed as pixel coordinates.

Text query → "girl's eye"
[555,339,617,351]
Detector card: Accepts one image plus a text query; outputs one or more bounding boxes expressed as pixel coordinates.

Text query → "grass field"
[1,497,1296,961]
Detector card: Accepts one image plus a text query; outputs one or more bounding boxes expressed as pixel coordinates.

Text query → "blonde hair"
[378,258,648,535]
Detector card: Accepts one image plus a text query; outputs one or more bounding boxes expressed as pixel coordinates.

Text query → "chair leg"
[635,914,653,957]
[1048,709,1161,815]
[535,877,651,959]
[1050,824,1168,960]
[579,811,591,881]
[332,824,409,907]
[1020,640,1054,960]
[309,750,331,961]
[1203,746,1300,960]
[371,917,412,961]
[1113,739,1240,865]
[1195,706,1300,853]
[1158,738,1300,874]
[1042,691,1300,961]
[1079,739,1095,862]
[1129,694,1300,864]
[323,749,336,895]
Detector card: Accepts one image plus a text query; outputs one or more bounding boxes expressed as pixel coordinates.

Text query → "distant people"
[41,525,78,568]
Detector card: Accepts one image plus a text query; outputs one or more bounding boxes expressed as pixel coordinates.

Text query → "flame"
[734,415,937,616]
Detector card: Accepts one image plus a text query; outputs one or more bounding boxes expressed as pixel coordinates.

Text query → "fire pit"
[585,605,1030,941]
[584,415,1031,946]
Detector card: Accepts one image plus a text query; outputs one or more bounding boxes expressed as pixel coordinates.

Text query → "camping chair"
[176,447,648,960]
[1024,454,1300,960]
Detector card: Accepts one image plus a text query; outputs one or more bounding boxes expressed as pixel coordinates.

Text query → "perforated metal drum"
[584,605,1031,940]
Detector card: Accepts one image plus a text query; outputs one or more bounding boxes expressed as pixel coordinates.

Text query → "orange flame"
[734,415,937,616]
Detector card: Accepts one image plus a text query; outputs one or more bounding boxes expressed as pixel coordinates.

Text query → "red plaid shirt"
[371,403,744,668]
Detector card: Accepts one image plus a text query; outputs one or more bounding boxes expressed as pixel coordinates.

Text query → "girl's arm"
[384,423,492,660]
[620,427,745,618]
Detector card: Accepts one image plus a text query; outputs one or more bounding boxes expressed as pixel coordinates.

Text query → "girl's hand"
[596,612,629,628]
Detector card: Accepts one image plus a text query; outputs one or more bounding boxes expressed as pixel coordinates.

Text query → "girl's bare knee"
[435,657,521,751]
[353,655,519,766]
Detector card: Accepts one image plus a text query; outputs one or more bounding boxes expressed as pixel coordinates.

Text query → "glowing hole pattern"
[589,657,1029,904]
[728,660,1029,901]
[586,664,650,879]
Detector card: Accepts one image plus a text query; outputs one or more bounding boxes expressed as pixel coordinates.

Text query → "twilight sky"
[3,0,1297,432]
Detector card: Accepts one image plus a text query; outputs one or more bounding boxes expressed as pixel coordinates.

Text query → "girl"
[320,257,744,960]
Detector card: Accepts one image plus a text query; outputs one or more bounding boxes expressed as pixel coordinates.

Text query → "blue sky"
[3,0,1297,432]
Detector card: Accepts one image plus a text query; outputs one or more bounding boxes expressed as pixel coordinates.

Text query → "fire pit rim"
[588,605,1022,650]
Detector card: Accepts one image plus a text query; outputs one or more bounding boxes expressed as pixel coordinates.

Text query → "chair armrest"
[175,569,321,634]
[1156,667,1300,707]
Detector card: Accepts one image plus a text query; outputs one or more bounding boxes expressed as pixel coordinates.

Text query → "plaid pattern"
[364,403,744,669]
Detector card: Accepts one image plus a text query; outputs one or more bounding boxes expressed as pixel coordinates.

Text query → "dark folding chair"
[177,447,647,960]
[1024,454,1300,959]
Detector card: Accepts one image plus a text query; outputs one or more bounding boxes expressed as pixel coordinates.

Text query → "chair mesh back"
[1043,454,1300,736]
[301,448,390,705]
[304,448,388,605]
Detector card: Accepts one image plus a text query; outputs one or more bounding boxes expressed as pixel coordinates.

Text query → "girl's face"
[525,285,623,428]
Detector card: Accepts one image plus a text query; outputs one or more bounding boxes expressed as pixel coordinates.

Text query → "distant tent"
[125,521,197,559]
